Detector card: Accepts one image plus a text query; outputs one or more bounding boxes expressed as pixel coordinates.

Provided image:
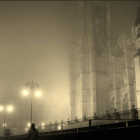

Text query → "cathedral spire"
[106,1,111,38]
[135,6,140,26]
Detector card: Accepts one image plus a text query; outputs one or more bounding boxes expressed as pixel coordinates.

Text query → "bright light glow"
[35,91,42,97]
[3,124,6,126]
[28,123,30,127]
[41,123,45,126]
[23,90,28,96]
[36,127,37,128]
[25,128,27,131]
[58,126,61,130]
[7,106,13,112]
[42,127,44,129]
[0,106,3,111]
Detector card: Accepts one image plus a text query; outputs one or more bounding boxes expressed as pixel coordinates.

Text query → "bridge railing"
[1,120,140,139]
[1,105,140,136]
[42,105,139,131]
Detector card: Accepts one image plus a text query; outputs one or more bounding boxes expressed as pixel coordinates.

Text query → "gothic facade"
[69,1,140,120]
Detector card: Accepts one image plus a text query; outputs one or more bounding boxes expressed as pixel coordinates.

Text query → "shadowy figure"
[28,123,39,140]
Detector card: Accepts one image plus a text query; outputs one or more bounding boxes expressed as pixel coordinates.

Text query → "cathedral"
[69,1,140,120]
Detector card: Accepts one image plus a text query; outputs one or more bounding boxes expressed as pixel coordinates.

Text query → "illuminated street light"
[27,123,31,127]
[7,106,13,112]
[3,124,6,127]
[58,126,61,130]
[41,123,45,126]
[0,101,13,137]
[35,91,42,97]
[22,81,42,124]
[0,106,3,111]
[23,90,28,96]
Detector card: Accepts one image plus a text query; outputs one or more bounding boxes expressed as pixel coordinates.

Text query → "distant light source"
[42,127,44,129]
[3,124,6,126]
[35,91,42,97]
[0,106,3,111]
[28,123,30,127]
[25,128,27,131]
[58,126,61,130]
[23,90,28,96]
[41,123,45,126]
[7,106,13,112]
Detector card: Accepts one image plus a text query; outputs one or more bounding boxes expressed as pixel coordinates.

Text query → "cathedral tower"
[134,6,140,110]
[69,1,112,120]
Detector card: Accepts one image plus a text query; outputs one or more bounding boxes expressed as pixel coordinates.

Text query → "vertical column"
[134,50,140,110]
[106,1,111,39]
[112,56,122,111]
[89,37,97,116]
[69,31,77,120]
[69,1,78,120]
[83,1,93,118]
[124,49,135,109]
[134,6,140,115]
[81,1,90,118]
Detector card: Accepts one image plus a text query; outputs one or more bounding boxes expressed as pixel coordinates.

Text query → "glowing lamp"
[28,123,30,127]
[58,126,61,130]
[23,90,28,96]
[41,123,45,126]
[0,106,3,111]
[35,91,42,97]
[7,106,13,112]
[3,124,6,126]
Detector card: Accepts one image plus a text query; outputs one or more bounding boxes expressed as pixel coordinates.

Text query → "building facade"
[69,1,140,120]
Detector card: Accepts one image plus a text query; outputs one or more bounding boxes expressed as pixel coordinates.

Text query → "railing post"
[136,108,139,120]
[55,120,57,131]
[83,115,86,121]
[126,121,128,128]
[75,117,77,123]
[94,113,98,119]
[49,122,51,133]
[114,109,117,120]
[67,118,70,125]
[89,119,91,127]
[131,105,137,120]
[115,109,120,120]
[61,120,63,133]
[106,110,108,119]
[45,123,46,131]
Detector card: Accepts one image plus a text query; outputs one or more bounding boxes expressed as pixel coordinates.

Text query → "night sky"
[0,1,138,124]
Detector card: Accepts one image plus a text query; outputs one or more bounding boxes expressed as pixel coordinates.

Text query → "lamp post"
[23,81,42,124]
[0,100,13,137]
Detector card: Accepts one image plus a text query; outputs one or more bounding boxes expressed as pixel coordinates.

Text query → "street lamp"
[58,126,61,130]
[0,101,13,137]
[27,123,31,127]
[23,81,42,124]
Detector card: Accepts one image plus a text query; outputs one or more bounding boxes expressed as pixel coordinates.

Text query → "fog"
[0,1,138,132]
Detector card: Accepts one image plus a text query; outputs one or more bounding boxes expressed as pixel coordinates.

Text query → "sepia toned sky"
[0,1,138,124]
